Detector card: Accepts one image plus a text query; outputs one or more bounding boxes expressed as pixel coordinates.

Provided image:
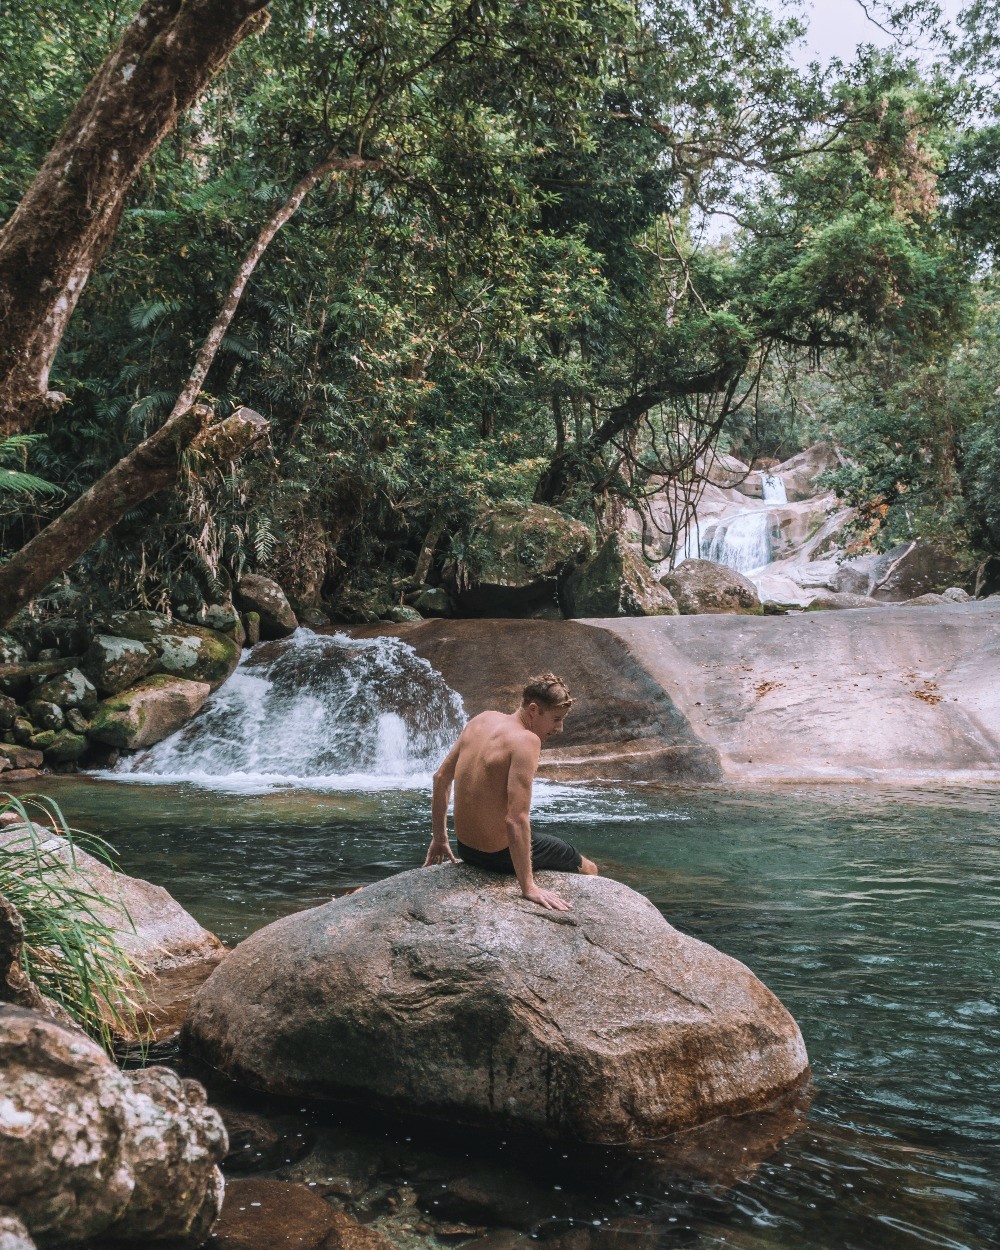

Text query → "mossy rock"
[449,502,592,615]
[43,729,89,763]
[561,534,679,619]
[33,668,99,713]
[25,699,64,731]
[101,612,240,690]
[89,674,212,750]
[660,559,763,616]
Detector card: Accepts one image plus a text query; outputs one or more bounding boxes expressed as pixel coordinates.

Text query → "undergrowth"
[0,792,145,1052]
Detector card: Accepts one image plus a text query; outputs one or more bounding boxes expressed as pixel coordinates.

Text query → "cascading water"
[703,509,773,573]
[674,469,787,577]
[115,629,466,789]
[761,470,788,504]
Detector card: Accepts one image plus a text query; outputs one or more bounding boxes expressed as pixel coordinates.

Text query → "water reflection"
[32,777,1000,1250]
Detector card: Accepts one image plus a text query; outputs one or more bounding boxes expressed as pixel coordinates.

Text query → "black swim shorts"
[456,833,583,874]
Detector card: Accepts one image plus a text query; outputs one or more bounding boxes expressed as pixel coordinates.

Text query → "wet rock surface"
[600,600,1000,782]
[344,618,721,783]
[0,1005,226,1247]
[212,1178,396,1250]
[184,868,809,1143]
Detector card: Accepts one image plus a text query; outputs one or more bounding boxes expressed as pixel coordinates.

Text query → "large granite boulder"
[89,674,211,750]
[833,543,972,602]
[446,502,592,616]
[184,869,808,1144]
[82,634,159,696]
[770,442,843,501]
[0,1005,226,1247]
[868,541,972,602]
[561,534,679,618]
[660,559,763,616]
[101,611,240,689]
[234,575,298,640]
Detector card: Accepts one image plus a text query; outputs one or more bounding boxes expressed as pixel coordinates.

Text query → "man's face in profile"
[534,703,570,741]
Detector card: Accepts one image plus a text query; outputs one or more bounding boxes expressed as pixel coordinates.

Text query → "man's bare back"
[452,710,539,852]
[423,674,597,911]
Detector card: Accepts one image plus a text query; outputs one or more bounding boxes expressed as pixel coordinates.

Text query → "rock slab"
[0,1005,227,1247]
[184,869,808,1144]
[89,673,211,749]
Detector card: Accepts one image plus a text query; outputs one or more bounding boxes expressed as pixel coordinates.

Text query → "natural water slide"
[352,601,1000,785]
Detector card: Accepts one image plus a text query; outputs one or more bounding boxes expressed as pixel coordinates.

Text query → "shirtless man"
[423,673,598,910]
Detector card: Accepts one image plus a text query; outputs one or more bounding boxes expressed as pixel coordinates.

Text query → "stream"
[36,773,1000,1250]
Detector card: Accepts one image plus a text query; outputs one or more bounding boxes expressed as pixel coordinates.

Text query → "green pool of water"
[26,776,1000,1250]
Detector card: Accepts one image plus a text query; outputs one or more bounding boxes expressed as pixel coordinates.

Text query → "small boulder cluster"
[0,575,298,780]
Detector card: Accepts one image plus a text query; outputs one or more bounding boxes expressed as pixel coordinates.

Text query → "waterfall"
[761,471,787,504]
[115,629,466,790]
[704,509,773,574]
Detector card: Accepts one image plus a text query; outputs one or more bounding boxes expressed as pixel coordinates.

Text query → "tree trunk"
[0,151,376,629]
[0,407,269,626]
[0,0,271,432]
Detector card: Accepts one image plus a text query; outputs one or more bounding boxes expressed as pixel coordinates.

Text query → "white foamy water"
[761,470,788,503]
[114,629,466,792]
[704,507,773,573]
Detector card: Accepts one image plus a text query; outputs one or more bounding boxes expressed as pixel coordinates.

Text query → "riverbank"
[347,600,1000,786]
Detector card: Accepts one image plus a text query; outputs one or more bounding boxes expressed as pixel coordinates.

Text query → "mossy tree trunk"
[0,0,271,433]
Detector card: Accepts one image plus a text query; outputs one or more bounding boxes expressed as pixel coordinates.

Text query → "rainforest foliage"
[2,0,999,618]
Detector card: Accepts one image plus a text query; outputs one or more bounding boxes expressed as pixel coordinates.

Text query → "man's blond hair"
[521,673,573,710]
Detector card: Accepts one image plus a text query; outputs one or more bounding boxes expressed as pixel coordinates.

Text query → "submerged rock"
[0,1005,226,1247]
[561,533,679,618]
[660,559,762,616]
[184,868,808,1144]
[89,673,211,749]
[212,1179,393,1250]
[235,574,298,640]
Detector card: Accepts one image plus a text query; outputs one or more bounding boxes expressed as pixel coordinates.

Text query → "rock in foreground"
[184,869,808,1144]
[0,1005,226,1247]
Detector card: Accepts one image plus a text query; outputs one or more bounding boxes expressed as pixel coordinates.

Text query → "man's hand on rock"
[423,836,457,867]
[523,883,571,911]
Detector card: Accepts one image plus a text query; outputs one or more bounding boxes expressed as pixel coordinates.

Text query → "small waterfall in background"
[673,469,787,577]
[704,509,773,573]
[761,471,788,504]
[116,629,466,789]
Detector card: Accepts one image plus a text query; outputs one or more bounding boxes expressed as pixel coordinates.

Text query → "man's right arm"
[506,735,570,911]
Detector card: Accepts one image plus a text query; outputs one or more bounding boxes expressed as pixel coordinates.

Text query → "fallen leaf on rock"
[754,680,784,699]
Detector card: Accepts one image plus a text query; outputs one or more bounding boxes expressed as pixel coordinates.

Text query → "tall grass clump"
[0,792,145,1051]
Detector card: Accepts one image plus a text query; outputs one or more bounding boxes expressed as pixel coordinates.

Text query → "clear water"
[34,777,1000,1250]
